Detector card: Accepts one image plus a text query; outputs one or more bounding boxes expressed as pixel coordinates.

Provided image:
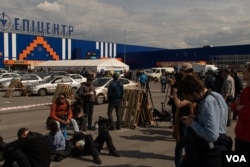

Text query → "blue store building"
[1,12,250,72]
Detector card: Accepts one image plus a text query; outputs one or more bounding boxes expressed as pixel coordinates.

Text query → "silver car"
[66,74,87,83]
[0,73,20,83]
[27,75,81,96]
[0,74,43,91]
[92,77,139,104]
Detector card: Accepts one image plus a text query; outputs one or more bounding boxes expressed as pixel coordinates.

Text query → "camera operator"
[178,75,232,167]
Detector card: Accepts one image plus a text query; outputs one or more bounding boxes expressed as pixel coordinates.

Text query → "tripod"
[145,80,161,127]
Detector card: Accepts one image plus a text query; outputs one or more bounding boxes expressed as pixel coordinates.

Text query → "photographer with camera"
[70,117,120,165]
[178,75,232,167]
[172,63,196,167]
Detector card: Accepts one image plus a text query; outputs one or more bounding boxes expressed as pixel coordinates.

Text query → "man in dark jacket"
[71,128,120,165]
[107,73,124,130]
[3,128,51,167]
[76,75,96,130]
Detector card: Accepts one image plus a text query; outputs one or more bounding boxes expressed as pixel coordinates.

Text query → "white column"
[96,41,99,50]
[62,38,66,60]
[12,33,17,60]
[100,42,103,58]
[109,43,113,58]
[4,32,9,60]
[113,43,116,57]
[67,39,71,60]
[105,42,108,58]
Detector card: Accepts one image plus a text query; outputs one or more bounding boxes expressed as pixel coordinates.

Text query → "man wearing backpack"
[107,73,124,130]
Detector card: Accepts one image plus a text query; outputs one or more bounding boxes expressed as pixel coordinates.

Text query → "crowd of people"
[169,63,249,167]
[0,63,249,166]
[0,72,123,166]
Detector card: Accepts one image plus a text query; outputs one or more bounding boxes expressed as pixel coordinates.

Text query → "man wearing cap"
[173,63,196,167]
[107,73,124,130]
[77,75,96,130]
[221,67,235,127]
[2,128,51,167]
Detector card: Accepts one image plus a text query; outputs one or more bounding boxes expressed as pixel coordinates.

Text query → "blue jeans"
[55,119,79,132]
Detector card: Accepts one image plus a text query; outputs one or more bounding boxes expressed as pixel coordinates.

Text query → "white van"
[150,67,174,81]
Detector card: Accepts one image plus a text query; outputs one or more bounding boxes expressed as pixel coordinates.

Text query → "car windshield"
[151,69,157,72]
[43,76,55,83]
[144,69,153,73]
[92,78,111,87]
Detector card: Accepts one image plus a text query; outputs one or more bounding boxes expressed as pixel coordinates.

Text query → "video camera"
[96,116,110,129]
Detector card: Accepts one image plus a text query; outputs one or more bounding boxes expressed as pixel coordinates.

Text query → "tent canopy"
[34,59,129,72]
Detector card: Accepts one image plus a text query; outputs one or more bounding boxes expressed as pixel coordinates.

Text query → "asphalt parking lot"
[0,81,237,167]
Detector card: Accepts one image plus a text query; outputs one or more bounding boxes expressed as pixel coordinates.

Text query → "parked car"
[92,77,139,104]
[66,74,87,83]
[43,71,68,80]
[0,74,43,90]
[0,68,8,74]
[0,73,20,83]
[26,75,81,96]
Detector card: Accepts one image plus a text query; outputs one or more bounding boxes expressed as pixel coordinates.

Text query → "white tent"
[34,59,129,72]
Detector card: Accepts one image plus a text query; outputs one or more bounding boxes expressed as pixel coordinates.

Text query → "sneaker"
[110,151,121,157]
[93,156,102,164]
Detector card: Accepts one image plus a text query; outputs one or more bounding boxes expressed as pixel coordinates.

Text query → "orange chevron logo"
[19,36,59,60]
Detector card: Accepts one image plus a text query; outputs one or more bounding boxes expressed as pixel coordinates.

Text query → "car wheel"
[71,87,77,93]
[96,93,105,105]
[154,77,158,82]
[38,88,47,96]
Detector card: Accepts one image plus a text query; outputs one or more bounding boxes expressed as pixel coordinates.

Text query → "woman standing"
[231,64,250,151]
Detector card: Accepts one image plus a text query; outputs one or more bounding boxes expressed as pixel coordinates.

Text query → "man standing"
[77,75,96,130]
[179,75,231,167]
[139,71,148,90]
[221,67,235,126]
[107,73,124,130]
[160,71,167,93]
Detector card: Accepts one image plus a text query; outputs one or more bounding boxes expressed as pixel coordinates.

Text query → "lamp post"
[123,30,131,64]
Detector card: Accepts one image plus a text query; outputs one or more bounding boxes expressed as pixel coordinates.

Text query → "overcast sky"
[1,0,250,49]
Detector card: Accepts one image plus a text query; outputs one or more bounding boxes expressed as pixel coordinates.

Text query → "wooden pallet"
[51,84,75,104]
[121,89,154,128]
[4,80,28,98]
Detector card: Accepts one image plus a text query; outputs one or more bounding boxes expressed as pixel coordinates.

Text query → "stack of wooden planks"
[52,84,76,104]
[120,89,154,128]
[4,79,28,98]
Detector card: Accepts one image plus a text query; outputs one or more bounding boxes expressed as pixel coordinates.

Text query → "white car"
[92,77,139,104]
[0,73,20,85]
[27,75,81,96]
[0,74,43,90]
[67,74,87,83]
